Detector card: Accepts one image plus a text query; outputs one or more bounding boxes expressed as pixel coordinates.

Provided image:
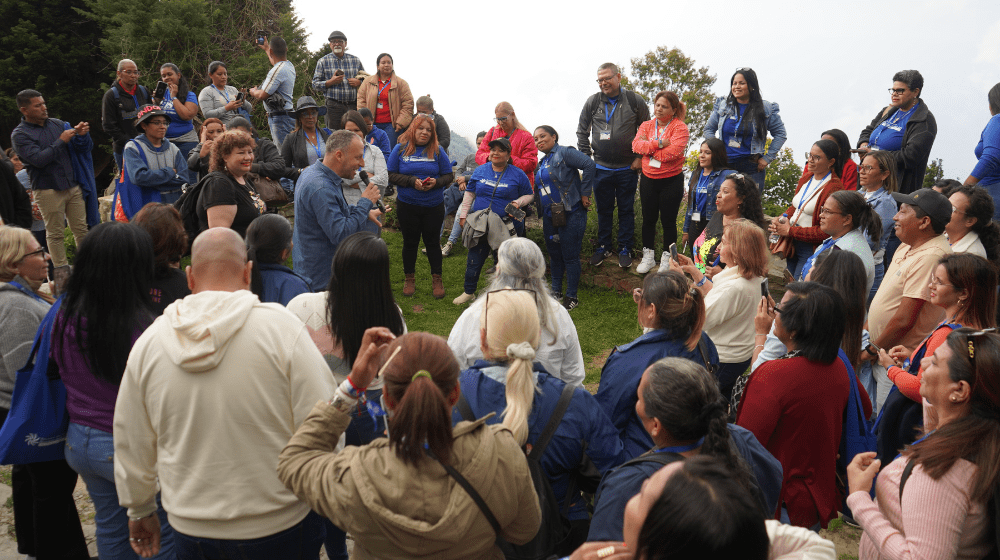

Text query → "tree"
[922,157,944,189]
[629,46,716,146]
[762,144,802,217]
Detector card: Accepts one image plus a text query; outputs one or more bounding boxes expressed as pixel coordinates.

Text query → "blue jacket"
[366,128,392,160]
[535,144,595,214]
[587,425,783,541]
[258,263,311,305]
[683,168,735,233]
[64,123,99,227]
[595,329,719,458]
[703,97,787,163]
[973,113,1000,186]
[292,161,374,291]
[11,118,91,192]
[454,361,629,520]
[116,135,188,219]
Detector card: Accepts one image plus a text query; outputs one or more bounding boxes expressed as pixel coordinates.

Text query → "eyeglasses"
[888,88,908,95]
[735,67,752,73]
[596,76,617,85]
[805,153,823,162]
[146,120,169,127]
[965,328,999,369]
[772,304,782,314]
[416,113,433,119]
[330,40,345,45]
[820,207,845,216]
[858,164,878,173]
[483,288,535,339]
[21,248,47,260]
[121,70,140,76]
[952,206,968,217]
[494,116,509,123]
[929,274,953,287]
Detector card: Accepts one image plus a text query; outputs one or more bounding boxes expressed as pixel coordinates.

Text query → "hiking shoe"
[636,248,656,273]
[659,251,672,273]
[563,296,579,311]
[441,241,454,257]
[553,292,563,301]
[589,247,609,267]
[618,249,633,269]
[453,292,475,305]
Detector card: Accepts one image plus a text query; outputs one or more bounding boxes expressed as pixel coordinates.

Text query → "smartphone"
[504,202,526,221]
[153,80,168,99]
[335,69,344,76]
[256,31,267,45]
[235,91,245,102]
[760,278,769,298]
[669,243,678,262]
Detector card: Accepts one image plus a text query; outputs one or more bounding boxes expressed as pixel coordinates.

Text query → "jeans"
[464,236,496,295]
[64,422,174,560]
[543,206,587,298]
[396,199,445,275]
[985,182,1000,221]
[174,511,324,560]
[35,185,88,268]
[324,99,356,131]
[785,240,816,281]
[446,218,463,244]
[267,113,296,148]
[639,172,684,250]
[373,122,396,146]
[171,140,198,184]
[868,261,885,306]
[717,359,752,404]
[594,167,638,252]
[730,155,766,192]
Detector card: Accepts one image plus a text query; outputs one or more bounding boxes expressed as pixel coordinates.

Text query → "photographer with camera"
[249,36,296,147]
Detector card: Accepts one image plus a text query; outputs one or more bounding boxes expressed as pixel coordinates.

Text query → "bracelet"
[129,512,155,522]
[755,333,768,337]
[754,344,765,349]
[345,376,363,398]
[696,276,712,287]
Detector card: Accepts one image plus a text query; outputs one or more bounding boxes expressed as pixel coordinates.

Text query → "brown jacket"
[278,402,541,560]
[357,74,414,130]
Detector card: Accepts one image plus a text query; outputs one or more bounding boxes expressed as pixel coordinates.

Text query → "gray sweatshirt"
[0,277,51,410]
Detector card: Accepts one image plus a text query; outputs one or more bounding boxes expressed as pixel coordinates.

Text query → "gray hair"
[416,95,434,111]
[326,129,360,155]
[482,237,558,345]
[117,59,136,72]
[598,62,619,75]
[892,69,924,97]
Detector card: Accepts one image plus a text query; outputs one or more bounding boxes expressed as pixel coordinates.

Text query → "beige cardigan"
[357,74,414,131]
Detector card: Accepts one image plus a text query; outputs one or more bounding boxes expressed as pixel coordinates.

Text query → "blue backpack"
[837,348,877,504]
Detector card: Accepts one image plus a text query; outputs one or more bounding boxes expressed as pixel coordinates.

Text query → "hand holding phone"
[669,243,678,262]
[153,81,168,99]
[256,31,267,46]
[505,202,526,221]
[760,278,769,298]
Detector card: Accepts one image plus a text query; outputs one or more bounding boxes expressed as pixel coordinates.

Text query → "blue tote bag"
[0,298,68,464]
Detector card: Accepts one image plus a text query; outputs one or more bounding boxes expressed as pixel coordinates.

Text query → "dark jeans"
[730,155,765,192]
[594,167,638,252]
[717,359,752,404]
[373,122,396,146]
[324,99,356,130]
[639,172,685,250]
[785,240,816,281]
[174,511,324,560]
[395,199,445,275]
[464,236,497,295]
[543,206,587,298]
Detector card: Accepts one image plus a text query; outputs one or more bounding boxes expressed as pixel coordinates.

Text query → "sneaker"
[552,292,563,301]
[618,249,633,269]
[563,296,579,311]
[441,241,454,257]
[589,247,609,267]
[636,248,656,273]
[658,251,671,273]
[453,292,475,305]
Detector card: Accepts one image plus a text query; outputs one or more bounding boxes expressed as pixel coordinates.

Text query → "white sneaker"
[636,248,656,273]
[453,292,475,305]
[658,251,671,273]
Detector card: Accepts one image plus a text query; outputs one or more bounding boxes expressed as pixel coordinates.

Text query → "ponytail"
[831,190,882,245]
[502,342,538,446]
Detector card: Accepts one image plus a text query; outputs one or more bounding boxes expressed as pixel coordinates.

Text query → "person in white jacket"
[113,227,335,559]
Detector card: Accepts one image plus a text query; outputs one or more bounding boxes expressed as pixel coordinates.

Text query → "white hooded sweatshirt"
[113,290,335,539]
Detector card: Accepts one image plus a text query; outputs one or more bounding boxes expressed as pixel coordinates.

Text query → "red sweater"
[476,127,538,186]
[631,118,689,179]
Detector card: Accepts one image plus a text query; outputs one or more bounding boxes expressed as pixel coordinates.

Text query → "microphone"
[358,170,384,212]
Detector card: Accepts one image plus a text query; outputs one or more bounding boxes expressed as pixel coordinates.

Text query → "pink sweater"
[846,455,990,560]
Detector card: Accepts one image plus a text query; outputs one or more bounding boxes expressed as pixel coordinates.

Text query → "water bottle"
[769,214,787,244]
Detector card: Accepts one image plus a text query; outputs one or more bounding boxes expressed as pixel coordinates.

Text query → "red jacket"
[476,127,538,186]
[631,118,689,179]
[784,174,844,245]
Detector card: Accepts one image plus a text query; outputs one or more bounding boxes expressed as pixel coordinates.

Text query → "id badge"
[692,212,701,222]
[728,138,741,148]
[649,158,661,168]
[600,131,611,140]
[377,102,384,109]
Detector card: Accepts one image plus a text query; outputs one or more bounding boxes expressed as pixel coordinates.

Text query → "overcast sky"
[296,0,999,178]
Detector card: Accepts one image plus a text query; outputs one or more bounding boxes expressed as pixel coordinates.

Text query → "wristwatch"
[865,344,878,357]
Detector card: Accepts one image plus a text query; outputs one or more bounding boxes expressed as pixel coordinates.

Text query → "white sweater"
[702,267,762,363]
[113,290,335,539]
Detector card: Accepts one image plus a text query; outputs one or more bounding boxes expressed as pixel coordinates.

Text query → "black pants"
[396,199,444,275]
[639,172,685,250]
[325,98,356,130]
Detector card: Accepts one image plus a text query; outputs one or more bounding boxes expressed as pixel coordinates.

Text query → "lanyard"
[654,118,674,141]
[896,430,935,460]
[605,98,618,123]
[872,102,917,147]
[8,280,45,302]
[799,172,830,208]
[487,167,508,208]
[378,79,391,98]
[304,130,322,159]
[215,85,230,103]
[653,436,705,454]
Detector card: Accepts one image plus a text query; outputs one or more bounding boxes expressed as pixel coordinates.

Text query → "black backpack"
[435,383,577,560]
[173,172,216,254]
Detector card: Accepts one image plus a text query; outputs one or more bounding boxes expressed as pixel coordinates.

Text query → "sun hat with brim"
[891,188,952,226]
[488,137,512,153]
[135,105,168,129]
[293,96,327,118]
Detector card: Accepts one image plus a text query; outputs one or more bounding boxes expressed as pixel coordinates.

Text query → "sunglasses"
[494,116,510,123]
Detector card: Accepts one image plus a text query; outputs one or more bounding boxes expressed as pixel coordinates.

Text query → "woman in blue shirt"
[703,68,786,191]
[156,63,199,184]
[533,125,594,310]
[858,150,899,303]
[246,214,310,306]
[453,138,533,305]
[387,114,453,299]
[966,82,1000,219]
[683,138,733,256]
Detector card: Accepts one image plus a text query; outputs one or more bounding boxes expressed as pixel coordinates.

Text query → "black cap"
[328,31,347,42]
[488,137,511,153]
[891,188,952,226]
[134,105,167,128]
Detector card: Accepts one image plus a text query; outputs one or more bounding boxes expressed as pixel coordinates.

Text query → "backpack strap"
[620,450,685,469]
[425,447,503,541]
[899,458,916,503]
[456,393,475,422]
[528,383,575,461]
[698,337,718,375]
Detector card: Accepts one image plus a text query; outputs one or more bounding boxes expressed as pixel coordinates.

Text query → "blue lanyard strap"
[654,436,705,454]
[8,280,45,302]
[215,85,230,103]
[799,172,830,207]
[378,80,391,97]
[605,98,618,123]
[304,130,322,158]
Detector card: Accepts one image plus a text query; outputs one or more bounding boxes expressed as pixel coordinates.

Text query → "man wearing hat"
[312,31,366,130]
[114,104,188,220]
[864,187,952,413]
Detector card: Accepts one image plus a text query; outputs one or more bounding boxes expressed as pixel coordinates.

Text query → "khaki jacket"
[278,402,541,560]
[357,74,414,130]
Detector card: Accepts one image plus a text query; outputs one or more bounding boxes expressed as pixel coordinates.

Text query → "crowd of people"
[1,30,1000,560]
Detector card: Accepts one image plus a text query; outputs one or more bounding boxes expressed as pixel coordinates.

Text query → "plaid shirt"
[311,52,364,103]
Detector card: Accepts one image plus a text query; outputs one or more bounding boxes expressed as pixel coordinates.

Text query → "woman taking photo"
[799,190,880,290]
[966,82,1000,217]
[132,202,189,314]
[342,110,388,228]
[947,184,1000,262]
[683,138,733,256]
[356,53,413,146]
[703,68,786,189]
[387,113,453,299]
[858,150,899,301]
[277,329,542,560]
[196,129,265,238]
[857,70,937,195]
[187,117,225,179]
[199,60,250,127]
[280,96,332,184]
[595,271,718,457]
[456,289,626,551]
[848,328,1000,560]
[770,138,845,280]
[53,222,175,559]
[454,138,534,305]
[676,219,768,401]
[691,173,765,277]
[533,125,595,310]
[156,63,199,183]
[476,102,537,184]
[246,214,310,306]
[632,91,690,274]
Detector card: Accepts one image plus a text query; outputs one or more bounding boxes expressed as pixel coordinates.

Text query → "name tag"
[600,131,611,141]
[728,138,741,148]
[377,102,383,109]
[649,158,661,168]
[692,212,701,222]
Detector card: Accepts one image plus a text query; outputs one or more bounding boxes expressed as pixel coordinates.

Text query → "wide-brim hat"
[135,104,167,128]
[891,188,952,226]
[293,96,327,118]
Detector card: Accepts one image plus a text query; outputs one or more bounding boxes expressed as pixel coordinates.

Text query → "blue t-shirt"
[869,102,918,152]
[162,90,198,138]
[695,172,711,214]
[722,102,752,159]
[535,155,562,217]
[388,144,452,207]
[468,163,533,217]
[973,113,1000,187]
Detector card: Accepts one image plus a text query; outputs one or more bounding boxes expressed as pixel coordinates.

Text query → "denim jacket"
[703,97,787,162]
[683,168,735,232]
[535,143,596,213]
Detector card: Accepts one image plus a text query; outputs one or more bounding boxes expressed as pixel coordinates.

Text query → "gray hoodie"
[0,278,51,410]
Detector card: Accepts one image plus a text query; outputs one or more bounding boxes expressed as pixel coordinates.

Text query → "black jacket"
[858,101,937,195]
[577,89,649,169]
[280,128,331,178]
[0,159,32,229]
[252,137,291,180]
[102,81,151,154]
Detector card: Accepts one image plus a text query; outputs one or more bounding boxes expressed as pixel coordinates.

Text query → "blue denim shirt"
[535,143,595,213]
[703,97,787,162]
[863,187,898,261]
[682,168,735,232]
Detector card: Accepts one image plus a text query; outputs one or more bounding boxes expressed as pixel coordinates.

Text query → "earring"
[950,396,958,402]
